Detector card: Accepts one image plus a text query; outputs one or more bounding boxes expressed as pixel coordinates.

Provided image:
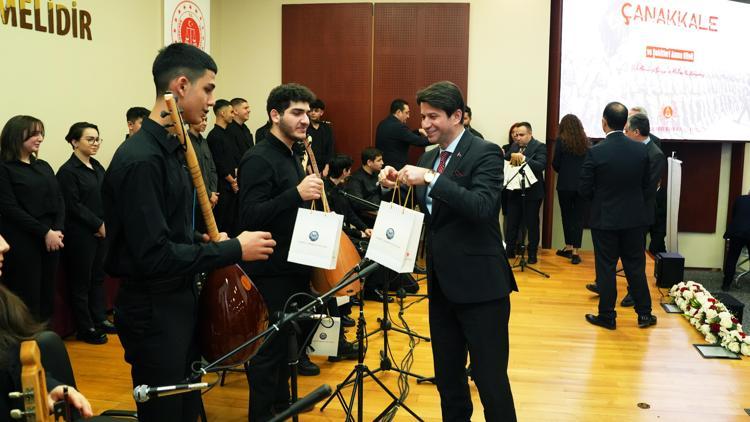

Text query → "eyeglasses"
[81,136,103,145]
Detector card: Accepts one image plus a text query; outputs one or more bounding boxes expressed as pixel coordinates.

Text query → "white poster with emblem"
[164,0,210,53]
[366,202,424,273]
[288,208,343,269]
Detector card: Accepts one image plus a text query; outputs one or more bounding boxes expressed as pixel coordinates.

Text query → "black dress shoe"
[637,314,657,328]
[585,314,616,330]
[328,341,359,362]
[341,314,355,328]
[297,356,320,376]
[571,254,581,265]
[77,328,108,345]
[527,255,538,264]
[620,294,634,307]
[556,249,573,258]
[585,283,600,294]
[401,276,419,294]
[96,319,117,334]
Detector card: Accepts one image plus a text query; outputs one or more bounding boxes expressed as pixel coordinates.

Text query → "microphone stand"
[335,187,380,211]
[503,154,550,278]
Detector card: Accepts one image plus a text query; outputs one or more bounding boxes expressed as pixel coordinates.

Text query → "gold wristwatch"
[423,169,436,184]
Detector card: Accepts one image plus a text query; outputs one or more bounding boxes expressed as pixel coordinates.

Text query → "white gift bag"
[288,208,343,269]
[366,201,424,273]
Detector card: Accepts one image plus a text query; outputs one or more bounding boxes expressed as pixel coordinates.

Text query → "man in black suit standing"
[381,81,517,421]
[580,102,657,330]
[503,122,547,264]
[375,99,430,170]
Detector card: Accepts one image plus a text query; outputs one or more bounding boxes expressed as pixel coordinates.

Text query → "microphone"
[268,384,332,422]
[133,382,209,403]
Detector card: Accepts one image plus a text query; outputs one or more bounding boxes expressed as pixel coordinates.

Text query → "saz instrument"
[164,93,268,365]
[9,341,70,421]
[302,136,362,296]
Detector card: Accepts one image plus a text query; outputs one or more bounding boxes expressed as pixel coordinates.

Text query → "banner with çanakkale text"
[163,0,210,53]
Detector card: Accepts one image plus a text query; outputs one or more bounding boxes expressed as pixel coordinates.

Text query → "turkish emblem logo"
[170,1,207,50]
[386,228,395,240]
[309,231,320,242]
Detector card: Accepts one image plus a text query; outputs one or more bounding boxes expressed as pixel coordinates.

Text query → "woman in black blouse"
[57,122,111,345]
[552,114,590,264]
[0,116,65,322]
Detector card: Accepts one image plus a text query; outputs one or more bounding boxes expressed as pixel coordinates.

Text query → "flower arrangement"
[669,281,750,356]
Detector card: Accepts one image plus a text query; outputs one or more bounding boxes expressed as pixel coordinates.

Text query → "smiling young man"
[102,43,276,422]
[381,81,518,421]
[238,83,324,421]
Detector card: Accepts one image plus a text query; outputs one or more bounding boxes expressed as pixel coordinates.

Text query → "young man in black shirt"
[103,43,276,422]
[228,97,254,153]
[306,98,335,175]
[208,99,241,236]
[344,147,386,227]
[239,83,324,421]
[188,115,219,235]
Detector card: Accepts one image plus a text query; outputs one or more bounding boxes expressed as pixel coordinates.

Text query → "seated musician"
[344,147,388,227]
[324,154,372,242]
[0,234,93,418]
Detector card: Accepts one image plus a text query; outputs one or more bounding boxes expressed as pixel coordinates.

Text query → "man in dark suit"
[579,102,657,330]
[503,122,547,263]
[381,81,517,421]
[375,99,430,170]
[723,192,750,291]
[463,105,484,139]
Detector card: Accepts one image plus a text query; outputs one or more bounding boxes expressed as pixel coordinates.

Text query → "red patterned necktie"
[436,151,451,174]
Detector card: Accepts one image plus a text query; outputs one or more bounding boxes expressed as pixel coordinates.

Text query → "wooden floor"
[65,250,750,421]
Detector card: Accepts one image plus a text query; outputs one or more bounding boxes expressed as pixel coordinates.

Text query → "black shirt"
[188,132,218,194]
[255,121,271,145]
[102,117,241,280]
[56,153,105,235]
[323,178,368,237]
[0,158,64,238]
[1,343,62,421]
[238,134,309,277]
[207,125,241,187]
[552,138,587,192]
[306,122,335,173]
[344,167,383,212]
[227,121,254,155]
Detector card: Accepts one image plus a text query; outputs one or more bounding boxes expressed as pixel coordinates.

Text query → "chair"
[735,246,749,287]
[34,331,138,420]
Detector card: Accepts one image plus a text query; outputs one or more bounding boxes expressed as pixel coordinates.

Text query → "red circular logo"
[662,106,674,119]
[171,1,206,50]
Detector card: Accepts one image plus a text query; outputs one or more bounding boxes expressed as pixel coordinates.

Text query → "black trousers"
[1,228,58,323]
[428,275,516,422]
[591,227,652,321]
[214,183,239,236]
[723,237,750,286]
[114,278,202,422]
[246,274,314,422]
[505,192,542,254]
[63,233,107,332]
[557,190,585,248]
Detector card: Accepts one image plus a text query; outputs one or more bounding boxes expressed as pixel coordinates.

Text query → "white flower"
[705,308,718,320]
[728,342,740,353]
[705,333,718,344]
[741,343,750,356]
[682,290,693,299]
[720,316,734,329]
[699,325,711,335]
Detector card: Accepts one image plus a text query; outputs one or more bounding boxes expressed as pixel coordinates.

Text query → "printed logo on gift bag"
[309,231,319,242]
[386,228,395,239]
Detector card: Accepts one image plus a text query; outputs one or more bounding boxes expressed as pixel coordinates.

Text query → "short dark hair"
[152,43,218,95]
[126,107,149,123]
[464,106,472,118]
[65,122,99,144]
[230,97,247,107]
[266,83,316,116]
[626,113,650,137]
[328,153,353,179]
[361,147,382,166]
[603,102,628,131]
[0,115,44,162]
[416,81,465,121]
[390,99,408,114]
[516,121,533,132]
[213,99,231,114]
[310,99,325,110]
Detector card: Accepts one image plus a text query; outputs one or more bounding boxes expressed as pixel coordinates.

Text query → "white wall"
[0,0,163,170]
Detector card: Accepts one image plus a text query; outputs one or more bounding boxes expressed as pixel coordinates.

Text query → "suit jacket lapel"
[429,132,474,220]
